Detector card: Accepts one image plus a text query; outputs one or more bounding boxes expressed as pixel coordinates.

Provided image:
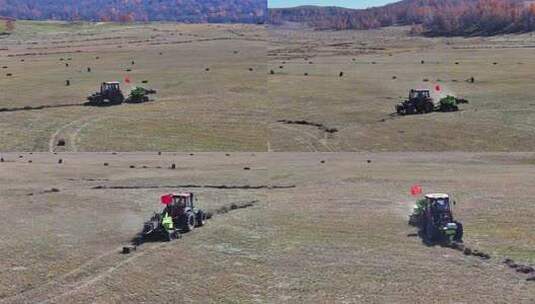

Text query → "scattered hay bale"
[65,63,69,67]
[468,77,475,83]
[320,160,325,164]
[371,61,376,64]
[142,80,148,84]
[233,50,239,54]
[243,167,251,170]
[131,61,135,65]
[28,160,32,163]
[339,72,344,77]
[493,62,498,65]
[58,159,63,164]
[452,79,458,82]
[159,52,163,55]
[103,163,109,166]
[225,153,230,156]
[392,76,397,80]
[170,163,176,169]
[189,153,194,156]
[463,247,472,255]
[87,67,91,72]
[205,68,210,71]
[455,62,459,65]
[279,66,284,69]
[423,78,429,82]
[421,60,425,64]
[129,165,136,169]
[57,139,66,146]
[367,160,372,163]
[6,73,12,77]
[352,58,356,61]
[270,70,274,75]
[126,68,132,72]
[158,151,162,155]
[65,80,70,86]
[0,158,3,162]
[60,58,64,61]
[249,68,254,71]
[2,66,7,69]
[96,56,100,59]
[20,59,24,62]
[304,73,308,76]
[309,61,313,64]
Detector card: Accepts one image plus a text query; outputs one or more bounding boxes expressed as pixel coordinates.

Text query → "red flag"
[410,185,422,196]
[161,194,172,205]
[435,85,441,92]
[124,76,131,84]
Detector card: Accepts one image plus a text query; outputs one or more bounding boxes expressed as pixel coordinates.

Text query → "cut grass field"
[267,25,535,152]
[0,21,268,151]
[0,152,533,303]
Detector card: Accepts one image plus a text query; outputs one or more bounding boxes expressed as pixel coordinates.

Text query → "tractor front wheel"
[454,221,463,242]
[196,210,206,227]
[181,212,196,232]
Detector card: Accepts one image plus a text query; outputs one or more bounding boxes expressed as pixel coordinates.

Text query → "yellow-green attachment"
[161,212,174,231]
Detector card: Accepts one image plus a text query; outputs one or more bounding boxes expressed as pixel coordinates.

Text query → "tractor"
[396,89,435,115]
[86,82,125,106]
[138,192,207,243]
[409,193,463,244]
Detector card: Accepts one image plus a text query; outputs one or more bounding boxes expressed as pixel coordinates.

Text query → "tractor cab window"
[432,198,449,212]
[173,196,187,207]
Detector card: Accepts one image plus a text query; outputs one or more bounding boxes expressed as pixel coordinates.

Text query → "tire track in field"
[48,115,102,152]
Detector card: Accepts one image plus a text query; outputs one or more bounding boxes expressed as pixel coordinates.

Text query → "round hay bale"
[0,158,3,162]
[392,76,397,79]
[57,139,66,146]
[304,73,308,76]
[87,67,91,72]
[96,56,100,59]
[6,73,12,77]
[455,62,459,65]
[28,160,32,163]
[131,61,135,65]
[20,59,25,62]
[249,68,254,71]
[142,80,148,84]
[65,80,70,86]
[367,160,372,163]
[339,72,344,77]
[2,66,7,69]
[126,68,132,72]
[279,66,284,69]
[423,78,429,82]
[270,70,274,75]
[189,153,194,156]
[493,62,498,65]
[170,163,176,169]
[65,63,69,67]
[158,151,162,155]
[19,155,23,158]
[243,167,251,170]
[421,60,425,64]
[129,165,136,169]
[58,159,63,164]
[320,160,325,164]
[103,163,109,166]
[205,68,210,71]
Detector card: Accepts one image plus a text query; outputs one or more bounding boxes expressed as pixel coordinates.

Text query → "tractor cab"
[101,81,121,93]
[163,192,195,217]
[425,193,453,222]
[409,89,431,100]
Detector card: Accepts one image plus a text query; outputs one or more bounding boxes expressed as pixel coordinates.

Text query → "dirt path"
[48,115,102,153]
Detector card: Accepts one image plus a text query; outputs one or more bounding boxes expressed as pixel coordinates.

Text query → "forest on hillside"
[0,0,266,24]
[269,0,535,36]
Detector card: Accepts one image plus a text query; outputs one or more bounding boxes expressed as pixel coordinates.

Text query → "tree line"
[269,0,535,36]
[0,0,266,24]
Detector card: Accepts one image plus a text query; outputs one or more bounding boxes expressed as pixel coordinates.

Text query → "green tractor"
[409,193,463,244]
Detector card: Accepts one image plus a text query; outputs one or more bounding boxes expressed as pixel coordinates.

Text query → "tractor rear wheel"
[182,212,196,232]
[425,221,437,242]
[424,102,434,113]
